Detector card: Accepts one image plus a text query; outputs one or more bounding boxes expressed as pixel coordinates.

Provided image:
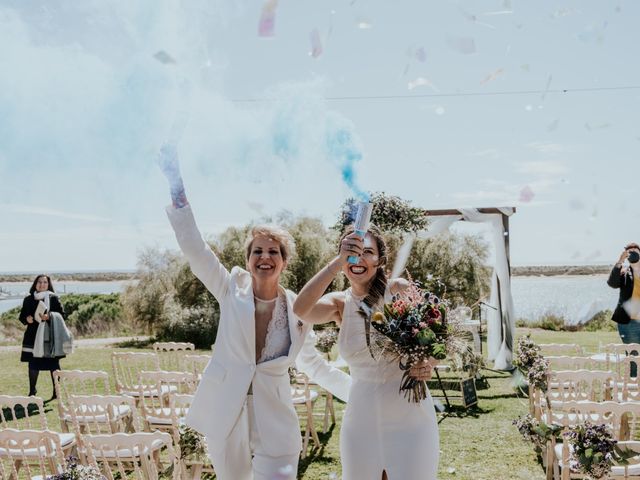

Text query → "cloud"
[524,142,576,155]
[516,160,569,176]
[468,148,503,159]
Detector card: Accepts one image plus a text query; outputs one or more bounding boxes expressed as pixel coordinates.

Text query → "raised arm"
[158,143,189,209]
[293,232,363,324]
[159,145,231,301]
[607,249,628,289]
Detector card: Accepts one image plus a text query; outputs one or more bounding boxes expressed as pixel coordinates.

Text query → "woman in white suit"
[158,145,351,480]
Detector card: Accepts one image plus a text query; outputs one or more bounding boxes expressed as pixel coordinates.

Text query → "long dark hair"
[340,224,388,311]
[29,274,55,295]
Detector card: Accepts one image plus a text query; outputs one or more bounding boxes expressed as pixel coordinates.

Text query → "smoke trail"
[325,112,369,202]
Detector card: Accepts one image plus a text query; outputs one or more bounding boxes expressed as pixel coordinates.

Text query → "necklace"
[254,295,278,303]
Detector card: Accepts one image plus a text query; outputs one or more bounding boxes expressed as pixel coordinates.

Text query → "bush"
[583,310,616,332]
[64,293,126,337]
[537,313,566,331]
[155,301,219,349]
[0,293,136,342]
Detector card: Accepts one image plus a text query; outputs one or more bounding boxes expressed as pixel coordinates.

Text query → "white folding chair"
[53,369,114,432]
[67,394,142,463]
[0,395,75,456]
[291,372,320,457]
[0,429,66,479]
[138,371,198,435]
[85,431,179,480]
[152,342,195,372]
[112,352,160,403]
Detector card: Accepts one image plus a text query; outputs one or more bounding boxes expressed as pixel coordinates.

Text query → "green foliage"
[583,310,616,332]
[64,293,125,337]
[404,232,491,308]
[335,192,429,235]
[537,313,566,331]
[155,300,218,349]
[121,247,182,332]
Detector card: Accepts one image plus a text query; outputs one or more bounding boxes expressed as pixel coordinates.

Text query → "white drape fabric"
[391,208,515,369]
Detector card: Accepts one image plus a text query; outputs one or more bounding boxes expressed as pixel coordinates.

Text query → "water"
[0,280,136,314]
[511,274,617,324]
[0,275,618,325]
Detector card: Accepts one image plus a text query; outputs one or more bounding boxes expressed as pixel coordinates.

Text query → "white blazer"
[167,205,351,457]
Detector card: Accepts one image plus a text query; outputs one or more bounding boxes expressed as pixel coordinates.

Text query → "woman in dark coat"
[19,274,66,398]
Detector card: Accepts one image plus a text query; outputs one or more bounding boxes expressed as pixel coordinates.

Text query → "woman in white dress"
[158,144,351,480]
[293,225,439,480]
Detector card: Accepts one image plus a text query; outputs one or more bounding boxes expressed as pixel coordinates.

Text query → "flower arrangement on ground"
[315,328,339,357]
[49,457,104,480]
[565,421,635,479]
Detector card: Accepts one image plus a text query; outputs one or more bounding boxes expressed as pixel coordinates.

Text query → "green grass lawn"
[0,328,622,479]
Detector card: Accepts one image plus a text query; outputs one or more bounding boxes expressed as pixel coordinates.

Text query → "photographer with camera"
[608,244,640,369]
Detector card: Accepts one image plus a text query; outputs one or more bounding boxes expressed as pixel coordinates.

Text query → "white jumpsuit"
[338,289,440,480]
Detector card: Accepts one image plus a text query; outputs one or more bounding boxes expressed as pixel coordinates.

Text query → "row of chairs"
[527,342,640,479]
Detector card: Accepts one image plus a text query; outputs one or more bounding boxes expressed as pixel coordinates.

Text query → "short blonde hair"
[244,225,296,262]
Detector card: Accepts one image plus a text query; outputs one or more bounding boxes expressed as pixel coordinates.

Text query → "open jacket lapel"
[285,289,308,360]
[235,269,256,362]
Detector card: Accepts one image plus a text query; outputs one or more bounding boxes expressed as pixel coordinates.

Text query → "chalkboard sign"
[461,377,478,408]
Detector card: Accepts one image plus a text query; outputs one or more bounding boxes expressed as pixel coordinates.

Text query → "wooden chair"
[0,395,75,456]
[184,354,211,380]
[291,372,320,457]
[552,401,640,480]
[152,342,195,372]
[84,431,180,480]
[167,394,215,480]
[112,352,160,403]
[138,371,198,435]
[610,440,640,479]
[603,343,640,378]
[542,370,618,426]
[67,394,142,463]
[545,356,595,371]
[0,429,66,479]
[53,369,114,432]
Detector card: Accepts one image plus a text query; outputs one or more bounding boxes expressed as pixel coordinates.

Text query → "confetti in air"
[519,186,535,203]
[480,68,504,85]
[546,119,559,132]
[407,77,439,91]
[445,35,476,54]
[541,75,553,101]
[153,50,176,64]
[414,46,427,62]
[309,28,323,57]
[258,0,278,37]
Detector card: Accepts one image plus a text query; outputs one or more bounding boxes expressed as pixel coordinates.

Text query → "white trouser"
[207,395,299,480]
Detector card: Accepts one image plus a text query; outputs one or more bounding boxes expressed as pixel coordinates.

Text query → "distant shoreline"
[0,265,615,281]
[0,272,137,282]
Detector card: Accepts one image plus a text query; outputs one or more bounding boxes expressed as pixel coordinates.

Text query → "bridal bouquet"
[368,282,465,403]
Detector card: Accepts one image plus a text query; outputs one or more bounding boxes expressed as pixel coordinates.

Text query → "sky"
[0,0,639,273]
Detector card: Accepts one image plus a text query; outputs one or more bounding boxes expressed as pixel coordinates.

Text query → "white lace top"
[257,292,291,363]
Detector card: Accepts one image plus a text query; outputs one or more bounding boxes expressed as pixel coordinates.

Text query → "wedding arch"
[391,207,517,370]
